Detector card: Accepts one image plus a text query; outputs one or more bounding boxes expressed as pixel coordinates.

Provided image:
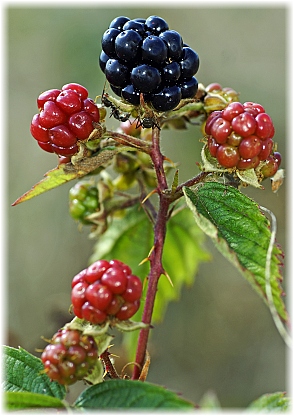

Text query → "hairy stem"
[132,127,170,380]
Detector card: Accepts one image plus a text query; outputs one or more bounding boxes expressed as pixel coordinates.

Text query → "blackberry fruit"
[100,15,200,111]
[30,83,100,156]
[71,259,142,324]
[205,101,280,176]
[41,328,98,385]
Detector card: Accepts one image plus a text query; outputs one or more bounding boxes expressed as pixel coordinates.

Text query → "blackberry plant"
[6,12,289,413]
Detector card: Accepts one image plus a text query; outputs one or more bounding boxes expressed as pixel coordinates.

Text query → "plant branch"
[132,127,170,380]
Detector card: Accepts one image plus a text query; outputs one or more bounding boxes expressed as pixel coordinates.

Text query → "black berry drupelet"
[100,15,200,112]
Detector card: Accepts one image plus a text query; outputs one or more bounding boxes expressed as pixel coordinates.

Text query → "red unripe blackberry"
[41,328,98,385]
[71,260,143,324]
[205,101,278,172]
[30,83,100,157]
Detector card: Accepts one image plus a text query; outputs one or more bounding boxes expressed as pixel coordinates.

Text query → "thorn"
[163,155,176,167]
[138,245,155,266]
[163,269,174,287]
[35,348,44,353]
[141,189,158,204]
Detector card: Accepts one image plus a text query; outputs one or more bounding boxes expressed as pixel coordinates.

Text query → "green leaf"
[247,391,290,412]
[2,346,66,399]
[74,379,195,409]
[183,182,287,322]
[4,391,65,411]
[11,147,119,206]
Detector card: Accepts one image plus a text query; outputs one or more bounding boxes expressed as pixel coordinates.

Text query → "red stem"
[132,128,170,380]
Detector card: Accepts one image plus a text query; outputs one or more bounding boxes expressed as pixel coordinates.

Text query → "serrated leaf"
[12,148,120,206]
[2,346,66,399]
[183,182,287,322]
[247,391,290,412]
[74,379,195,409]
[89,204,210,359]
[4,391,65,411]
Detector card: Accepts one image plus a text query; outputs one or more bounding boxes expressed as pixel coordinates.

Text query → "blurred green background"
[7,5,288,409]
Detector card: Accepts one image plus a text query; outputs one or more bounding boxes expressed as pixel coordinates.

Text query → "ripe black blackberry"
[100,15,200,112]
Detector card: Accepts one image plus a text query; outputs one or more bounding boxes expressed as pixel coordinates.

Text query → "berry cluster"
[30,83,100,156]
[69,181,99,225]
[71,260,142,324]
[41,328,98,385]
[99,15,199,112]
[205,101,281,177]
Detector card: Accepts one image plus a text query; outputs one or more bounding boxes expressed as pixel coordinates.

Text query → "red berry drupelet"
[205,101,281,177]
[71,259,143,324]
[30,83,100,157]
[41,328,98,385]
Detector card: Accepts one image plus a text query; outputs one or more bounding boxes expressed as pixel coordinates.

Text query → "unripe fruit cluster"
[71,259,143,324]
[30,83,100,156]
[100,15,199,112]
[41,328,98,385]
[205,101,281,177]
[69,182,99,225]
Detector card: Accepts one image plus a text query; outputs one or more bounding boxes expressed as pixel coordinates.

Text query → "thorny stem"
[132,127,171,380]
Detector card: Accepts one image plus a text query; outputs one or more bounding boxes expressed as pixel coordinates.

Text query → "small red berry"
[48,124,77,147]
[238,135,262,159]
[210,117,232,144]
[222,102,244,121]
[56,90,83,114]
[68,111,95,140]
[30,114,50,143]
[37,88,61,109]
[207,136,219,158]
[101,266,128,295]
[255,113,275,139]
[115,300,140,320]
[243,101,265,116]
[204,111,222,135]
[231,112,256,137]
[51,143,79,156]
[216,144,240,168]
[85,282,113,311]
[83,98,100,122]
[38,141,54,153]
[85,260,111,284]
[39,101,67,129]
[237,156,260,170]
[258,138,274,161]
[62,83,88,100]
